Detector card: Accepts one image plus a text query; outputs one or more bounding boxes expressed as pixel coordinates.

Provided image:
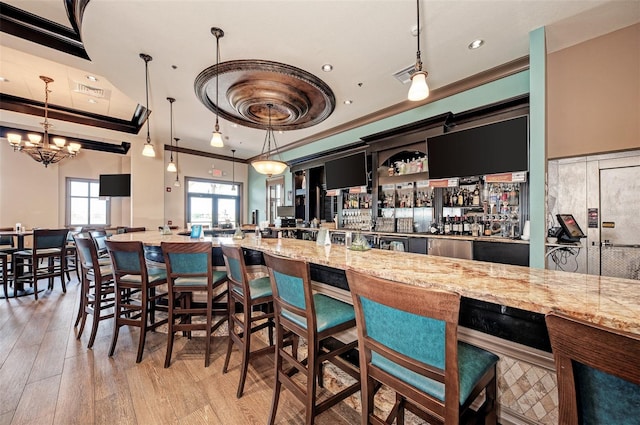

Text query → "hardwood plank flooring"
[0,278,361,425]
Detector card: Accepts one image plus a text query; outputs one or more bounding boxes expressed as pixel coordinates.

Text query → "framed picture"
[287,190,292,201]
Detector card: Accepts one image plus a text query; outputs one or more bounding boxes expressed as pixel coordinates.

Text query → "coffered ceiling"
[1,0,638,161]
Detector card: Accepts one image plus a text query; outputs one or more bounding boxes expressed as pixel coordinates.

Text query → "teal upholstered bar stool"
[221,244,275,398]
[106,240,169,363]
[346,269,498,425]
[162,241,228,368]
[263,252,360,425]
[546,312,640,425]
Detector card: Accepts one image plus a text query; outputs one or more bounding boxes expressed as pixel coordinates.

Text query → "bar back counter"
[110,231,640,425]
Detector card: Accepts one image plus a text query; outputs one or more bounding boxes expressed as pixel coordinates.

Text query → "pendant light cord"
[145,61,151,143]
[415,0,423,72]
[168,97,174,161]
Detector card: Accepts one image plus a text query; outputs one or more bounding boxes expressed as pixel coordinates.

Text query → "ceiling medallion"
[194,60,335,130]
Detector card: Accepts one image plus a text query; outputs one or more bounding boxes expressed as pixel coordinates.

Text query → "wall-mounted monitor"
[99,173,131,197]
[427,116,528,179]
[324,152,368,190]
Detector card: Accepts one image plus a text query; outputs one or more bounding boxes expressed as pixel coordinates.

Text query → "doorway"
[599,165,640,279]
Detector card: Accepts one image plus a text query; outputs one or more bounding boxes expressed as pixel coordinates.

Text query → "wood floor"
[0,277,361,425]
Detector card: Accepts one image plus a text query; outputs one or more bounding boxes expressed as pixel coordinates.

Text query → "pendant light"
[140,53,156,157]
[166,97,177,172]
[210,27,224,148]
[173,137,181,187]
[407,0,430,101]
[251,104,287,177]
[231,149,236,191]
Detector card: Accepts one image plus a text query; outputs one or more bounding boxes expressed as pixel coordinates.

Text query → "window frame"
[65,177,111,227]
[185,177,242,228]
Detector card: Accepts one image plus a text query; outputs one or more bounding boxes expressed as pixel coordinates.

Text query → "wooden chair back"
[104,240,148,284]
[346,269,462,423]
[546,312,640,425]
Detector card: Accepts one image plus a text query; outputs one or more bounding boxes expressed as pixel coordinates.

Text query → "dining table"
[0,230,34,297]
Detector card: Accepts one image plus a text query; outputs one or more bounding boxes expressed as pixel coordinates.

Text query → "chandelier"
[251,104,287,177]
[6,76,81,167]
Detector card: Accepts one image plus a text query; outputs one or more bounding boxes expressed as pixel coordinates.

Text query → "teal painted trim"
[248,70,530,224]
[529,27,547,269]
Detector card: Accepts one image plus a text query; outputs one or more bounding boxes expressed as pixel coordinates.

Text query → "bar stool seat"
[231,275,271,298]
[282,293,355,332]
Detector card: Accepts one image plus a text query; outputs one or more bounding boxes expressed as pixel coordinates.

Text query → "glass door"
[188,195,214,227]
[217,196,238,228]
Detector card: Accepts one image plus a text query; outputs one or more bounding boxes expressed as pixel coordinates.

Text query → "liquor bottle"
[444,216,452,235]
[484,218,492,236]
[457,190,464,206]
[463,216,471,235]
[472,184,480,206]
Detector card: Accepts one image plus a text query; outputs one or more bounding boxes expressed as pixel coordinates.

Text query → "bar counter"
[109,231,639,337]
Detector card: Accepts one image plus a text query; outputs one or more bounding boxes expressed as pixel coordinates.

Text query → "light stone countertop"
[110,231,639,336]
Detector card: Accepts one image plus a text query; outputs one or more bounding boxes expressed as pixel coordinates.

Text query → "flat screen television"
[427,116,528,179]
[99,174,131,197]
[556,214,586,243]
[324,152,368,190]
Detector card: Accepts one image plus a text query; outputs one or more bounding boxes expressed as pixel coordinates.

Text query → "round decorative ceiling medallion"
[194,60,335,130]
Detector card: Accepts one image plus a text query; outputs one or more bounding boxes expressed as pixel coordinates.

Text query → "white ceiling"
[1,0,638,160]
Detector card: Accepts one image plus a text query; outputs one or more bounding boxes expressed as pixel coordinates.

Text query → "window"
[186,178,241,228]
[66,178,110,226]
[266,176,284,225]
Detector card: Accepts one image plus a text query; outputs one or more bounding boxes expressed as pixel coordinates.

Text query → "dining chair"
[64,226,82,282]
[221,244,275,397]
[89,230,109,258]
[161,241,228,368]
[106,240,169,363]
[263,252,360,425]
[1,252,9,299]
[346,269,499,425]
[13,228,69,300]
[546,312,640,425]
[74,236,115,348]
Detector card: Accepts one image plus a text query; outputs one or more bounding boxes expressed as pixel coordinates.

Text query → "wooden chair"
[161,241,228,368]
[546,312,640,425]
[74,236,115,348]
[105,240,169,363]
[263,252,360,425]
[14,228,69,300]
[64,226,82,282]
[89,230,109,258]
[221,244,275,397]
[346,269,498,425]
[1,252,9,299]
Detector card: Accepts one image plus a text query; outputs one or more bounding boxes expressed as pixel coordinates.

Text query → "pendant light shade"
[408,0,429,101]
[166,97,177,172]
[251,104,287,177]
[140,53,156,157]
[210,27,225,148]
[210,130,224,147]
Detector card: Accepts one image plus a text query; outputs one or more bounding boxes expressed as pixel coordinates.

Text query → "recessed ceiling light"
[88,98,97,104]
[343,100,353,105]
[86,75,98,82]
[468,39,485,50]
[321,64,333,72]
[0,76,8,82]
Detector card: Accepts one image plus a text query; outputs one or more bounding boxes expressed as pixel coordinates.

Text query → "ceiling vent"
[393,64,417,84]
[71,81,110,99]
